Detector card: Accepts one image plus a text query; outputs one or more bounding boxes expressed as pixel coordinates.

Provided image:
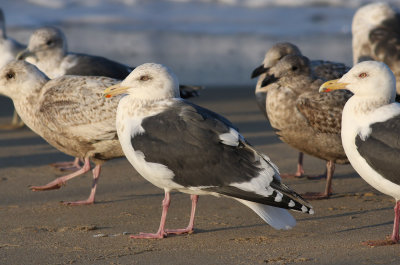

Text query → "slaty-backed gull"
[0,60,128,205]
[253,54,351,199]
[251,42,349,179]
[320,60,400,246]
[104,63,313,239]
[0,8,26,130]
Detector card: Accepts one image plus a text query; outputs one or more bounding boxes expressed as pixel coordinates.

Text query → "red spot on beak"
[105,95,111,98]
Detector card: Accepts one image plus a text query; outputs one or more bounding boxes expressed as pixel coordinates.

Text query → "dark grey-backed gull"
[352,2,400,96]
[320,60,400,246]
[104,63,313,239]
[0,8,26,129]
[251,42,349,179]
[253,54,351,199]
[0,60,126,205]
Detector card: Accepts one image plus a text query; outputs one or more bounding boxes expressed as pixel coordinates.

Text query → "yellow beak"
[319,79,349,93]
[103,83,130,98]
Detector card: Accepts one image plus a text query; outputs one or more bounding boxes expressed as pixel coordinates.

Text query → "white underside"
[342,99,400,200]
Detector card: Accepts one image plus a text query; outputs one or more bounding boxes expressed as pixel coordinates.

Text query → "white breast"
[116,97,184,191]
[341,99,400,200]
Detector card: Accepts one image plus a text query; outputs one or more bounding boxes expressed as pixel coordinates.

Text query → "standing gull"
[251,42,349,178]
[0,60,127,205]
[254,54,351,199]
[0,8,26,129]
[104,63,313,239]
[352,2,400,95]
[320,61,400,246]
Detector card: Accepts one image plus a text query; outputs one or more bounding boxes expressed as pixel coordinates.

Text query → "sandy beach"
[1,87,399,265]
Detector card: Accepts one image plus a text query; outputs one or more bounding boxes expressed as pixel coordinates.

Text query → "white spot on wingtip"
[309,208,314,215]
[274,192,283,202]
[301,206,308,213]
[288,200,295,207]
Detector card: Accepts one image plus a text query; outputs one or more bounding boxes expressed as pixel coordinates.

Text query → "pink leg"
[363,200,400,246]
[165,194,199,235]
[130,191,171,239]
[30,158,91,191]
[281,152,305,178]
[50,157,82,171]
[62,164,101,206]
[302,160,334,200]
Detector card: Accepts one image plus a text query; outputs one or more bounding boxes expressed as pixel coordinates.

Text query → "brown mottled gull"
[0,60,125,205]
[257,54,351,199]
[352,2,400,95]
[251,42,349,179]
[0,8,26,130]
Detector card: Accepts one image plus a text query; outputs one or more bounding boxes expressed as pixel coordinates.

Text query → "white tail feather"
[236,199,296,230]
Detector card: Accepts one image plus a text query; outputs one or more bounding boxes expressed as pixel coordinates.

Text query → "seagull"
[103,63,313,239]
[253,54,351,199]
[16,26,201,171]
[0,8,26,130]
[320,60,400,246]
[251,42,349,178]
[17,26,201,97]
[0,60,127,205]
[352,2,400,95]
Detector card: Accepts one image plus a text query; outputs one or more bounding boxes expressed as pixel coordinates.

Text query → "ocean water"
[2,0,399,86]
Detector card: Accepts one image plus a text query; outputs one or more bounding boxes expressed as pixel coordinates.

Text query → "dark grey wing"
[65,53,133,79]
[132,99,312,212]
[296,89,352,134]
[356,114,400,185]
[311,60,350,80]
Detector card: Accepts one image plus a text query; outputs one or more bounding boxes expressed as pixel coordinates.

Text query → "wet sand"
[0,87,399,265]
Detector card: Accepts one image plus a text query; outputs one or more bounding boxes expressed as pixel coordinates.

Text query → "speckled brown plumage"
[0,60,124,204]
[261,54,351,199]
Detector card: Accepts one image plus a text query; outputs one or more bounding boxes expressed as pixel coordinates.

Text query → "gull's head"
[0,60,49,100]
[320,61,396,102]
[17,27,67,62]
[104,63,180,101]
[251,42,301,79]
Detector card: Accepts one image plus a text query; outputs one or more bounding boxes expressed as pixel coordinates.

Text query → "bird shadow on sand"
[176,223,267,236]
[0,152,71,168]
[298,206,392,222]
[337,221,393,233]
[94,193,165,205]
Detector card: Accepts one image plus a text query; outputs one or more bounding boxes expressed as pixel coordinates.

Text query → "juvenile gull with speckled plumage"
[251,42,349,179]
[253,54,351,199]
[0,60,128,205]
[352,2,400,95]
[104,63,313,239]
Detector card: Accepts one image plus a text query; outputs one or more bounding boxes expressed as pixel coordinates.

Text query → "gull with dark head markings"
[320,60,400,246]
[0,60,128,205]
[252,53,351,199]
[104,63,313,239]
[251,42,350,179]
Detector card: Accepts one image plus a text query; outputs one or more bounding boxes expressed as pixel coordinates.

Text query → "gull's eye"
[46,40,53,46]
[358,72,368,78]
[140,75,150,81]
[291,66,298,71]
[6,71,15,80]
